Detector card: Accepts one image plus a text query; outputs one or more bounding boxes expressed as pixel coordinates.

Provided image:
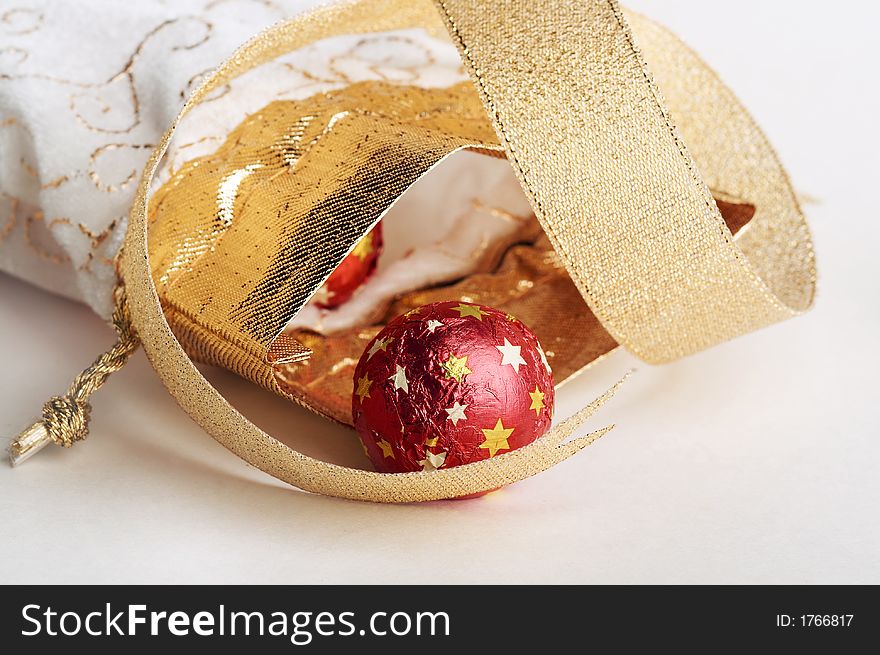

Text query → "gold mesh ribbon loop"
[119,0,815,501]
[434,0,816,363]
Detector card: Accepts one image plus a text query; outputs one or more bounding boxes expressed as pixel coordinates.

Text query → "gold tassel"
[7,284,139,466]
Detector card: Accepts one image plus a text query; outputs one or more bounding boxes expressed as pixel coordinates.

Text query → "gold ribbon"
[119,0,815,501]
[435,1,815,362]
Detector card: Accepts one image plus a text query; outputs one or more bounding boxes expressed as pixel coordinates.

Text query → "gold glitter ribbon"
[436,1,816,362]
[115,0,815,501]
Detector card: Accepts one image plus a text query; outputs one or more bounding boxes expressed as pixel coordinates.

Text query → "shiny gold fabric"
[147,78,755,428]
[123,0,816,501]
[149,81,500,390]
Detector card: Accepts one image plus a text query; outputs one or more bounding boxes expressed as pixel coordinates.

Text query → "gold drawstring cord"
[7,284,139,466]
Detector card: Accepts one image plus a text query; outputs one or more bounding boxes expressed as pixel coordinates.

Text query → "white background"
[2,0,878,583]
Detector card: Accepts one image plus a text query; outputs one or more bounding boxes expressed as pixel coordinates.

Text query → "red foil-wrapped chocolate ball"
[314,222,383,308]
[352,301,554,475]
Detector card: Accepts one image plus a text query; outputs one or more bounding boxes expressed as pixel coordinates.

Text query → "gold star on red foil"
[441,353,471,383]
[528,386,546,416]
[355,374,372,403]
[351,232,375,262]
[452,303,488,320]
[376,438,394,459]
[480,418,514,456]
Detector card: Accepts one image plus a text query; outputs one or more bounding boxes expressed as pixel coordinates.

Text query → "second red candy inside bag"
[314,222,384,309]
